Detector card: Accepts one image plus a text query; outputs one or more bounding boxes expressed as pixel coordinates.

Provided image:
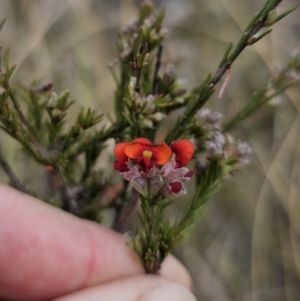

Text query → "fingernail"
[136,282,197,301]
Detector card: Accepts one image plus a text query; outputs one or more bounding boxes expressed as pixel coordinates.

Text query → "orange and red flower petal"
[114,160,129,172]
[133,138,153,145]
[114,142,128,163]
[151,142,172,165]
[171,139,194,166]
[137,157,153,169]
[124,142,146,159]
[116,138,174,169]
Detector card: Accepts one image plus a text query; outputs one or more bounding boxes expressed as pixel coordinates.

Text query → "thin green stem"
[165,0,283,143]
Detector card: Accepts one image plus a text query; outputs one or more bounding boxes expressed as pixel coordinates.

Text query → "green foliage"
[164,0,295,144]
[223,52,300,131]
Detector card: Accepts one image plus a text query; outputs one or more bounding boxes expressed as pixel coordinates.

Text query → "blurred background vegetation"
[0,0,300,300]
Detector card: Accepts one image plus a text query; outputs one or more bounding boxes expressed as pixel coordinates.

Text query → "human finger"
[53,275,196,301]
[0,185,191,300]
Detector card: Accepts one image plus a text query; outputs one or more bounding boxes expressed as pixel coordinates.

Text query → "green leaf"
[154,7,166,31]
[134,27,144,60]
[275,6,297,23]
[218,42,233,68]
[6,64,16,81]
[138,1,153,25]
[247,29,272,45]
[0,87,12,105]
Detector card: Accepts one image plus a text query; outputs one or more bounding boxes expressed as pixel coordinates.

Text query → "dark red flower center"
[169,181,183,193]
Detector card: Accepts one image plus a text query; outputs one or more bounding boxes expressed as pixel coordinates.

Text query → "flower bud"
[233,142,251,166]
[71,124,83,136]
[132,176,148,196]
[51,109,63,119]
[205,141,223,155]
[265,9,279,27]
[149,175,163,196]
[138,1,153,24]
[163,64,176,84]
[235,142,251,157]
[196,108,222,129]
[169,181,183,193]
[212,131,225,146]
[162,180,186,196]
[247,34,260,45]
[46,92,58,109]
[150,112,166,122]
[29,81,53,93]
[173,88,187,97]
[143,53,150,66]
[132,92,142,106]
[128,77,136,96]
[141,118,153,128]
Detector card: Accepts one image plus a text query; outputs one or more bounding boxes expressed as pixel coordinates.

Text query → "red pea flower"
[125,139,171,168]
[170,139,195,167]
[114,137,195,198]
[114,138,172,172]
[114,142,129,172]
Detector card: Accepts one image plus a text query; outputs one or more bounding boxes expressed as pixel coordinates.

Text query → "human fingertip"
[160,255,192,289]
[136,281,197,301]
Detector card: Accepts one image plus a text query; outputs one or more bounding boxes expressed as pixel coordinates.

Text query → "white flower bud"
[149,175,163,196]
[132,176,148,196]
[128,77,136,97]
[151,112,166,121]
